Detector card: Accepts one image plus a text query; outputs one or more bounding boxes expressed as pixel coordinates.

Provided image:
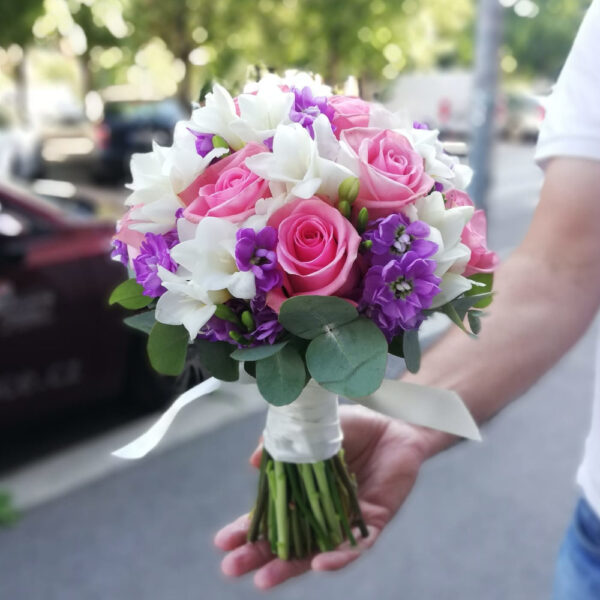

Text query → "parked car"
[502,92,546,142]
[92,98,189,182]
[0,180,198,431]
[0,105,44,181]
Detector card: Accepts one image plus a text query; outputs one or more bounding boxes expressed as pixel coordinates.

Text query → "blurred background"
[0,1,595,599]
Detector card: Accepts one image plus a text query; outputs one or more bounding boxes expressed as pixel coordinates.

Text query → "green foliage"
[0,492,18,527]
[123,310,156,335]
[504,0,592,79]
[231,341,289,362]
[147,322,189,376]
[109,279,152,310]
[256,344,307,406]
[305,317,387,397]
[279,296,358,340]
[466,273,494,308]
[195,339,239,382]
[402,328,421,373]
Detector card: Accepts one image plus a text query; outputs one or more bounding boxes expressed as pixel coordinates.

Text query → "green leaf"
[123,310,156,335]
[467,310,482,335]
[402,329,421,373]
[305,317,387,397]
[109,279,152,310]
[279,296,358,339]
[256,344,307,406]
[466,273,494,308]
[440,302,469,334]
[244,361,256,379]
[451,293,494,320]
[388,334,404,358]
[230,340,289,362]
[194,339,239,382]
[0,491,18,526]
[147,323,189,376]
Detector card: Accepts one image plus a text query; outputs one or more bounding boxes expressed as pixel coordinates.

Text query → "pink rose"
[114,207,145,263]
[341,128,434,219]
[266,197,361,312]
[179,142,269,223]
[444,188,474,208]
[329,95,370,136]
[461,210,499,276]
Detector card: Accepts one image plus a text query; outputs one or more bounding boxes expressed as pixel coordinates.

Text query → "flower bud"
[212,135,229,149]
[361,239,373,251]
[338,200,351,219]
[229,330,249,345]
[241,310,255,332]
[356,207,369,233]
[215,303,240,324]
[338,176,360,205]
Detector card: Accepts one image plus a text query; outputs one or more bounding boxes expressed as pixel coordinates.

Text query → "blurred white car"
[502,92,546,142]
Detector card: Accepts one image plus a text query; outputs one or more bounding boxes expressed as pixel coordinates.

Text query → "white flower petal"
[430,273,474,309]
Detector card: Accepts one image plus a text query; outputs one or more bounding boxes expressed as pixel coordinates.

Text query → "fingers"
[213,514,250,551]
[221,540,274,577]
[254,557,312,590]
[311,525,379,572]
[249,437,263,468]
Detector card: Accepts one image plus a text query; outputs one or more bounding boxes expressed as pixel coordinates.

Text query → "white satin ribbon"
[263,381,342,463]
[112,375,480,461]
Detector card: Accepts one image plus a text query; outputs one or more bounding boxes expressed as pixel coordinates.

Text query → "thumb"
[249,437,263,468]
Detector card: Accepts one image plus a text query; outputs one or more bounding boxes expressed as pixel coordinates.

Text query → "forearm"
[403,158,600,460]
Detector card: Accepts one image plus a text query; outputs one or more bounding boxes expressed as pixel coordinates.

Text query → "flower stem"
[266,460,277,554]
[333,453,369,538]
[313,461,342,546]
[325,460,356,546]
[273,460,289,560]
[298,463,328,539]
[247,449,269,542]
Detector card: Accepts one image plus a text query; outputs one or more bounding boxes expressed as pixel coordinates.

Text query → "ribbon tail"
[112,377,222,460]
[352,379,481,442]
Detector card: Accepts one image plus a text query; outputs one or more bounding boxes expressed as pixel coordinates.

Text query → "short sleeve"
[535,0,600,168]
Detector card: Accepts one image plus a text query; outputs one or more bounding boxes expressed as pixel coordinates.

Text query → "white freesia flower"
[244,70,332,96]
[404,191,474,307]
[155,218,256,340]
[230,83,294,144]
[126,125,227,234]
[189,83,245,150]
[245,117,355,199]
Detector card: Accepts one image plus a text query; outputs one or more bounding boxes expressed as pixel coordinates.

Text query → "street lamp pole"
[468,0,504,210]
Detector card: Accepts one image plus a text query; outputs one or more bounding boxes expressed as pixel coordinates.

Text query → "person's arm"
[405,156,600,459]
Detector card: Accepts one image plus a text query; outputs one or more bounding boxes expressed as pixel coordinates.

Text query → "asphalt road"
[1,141,595,600]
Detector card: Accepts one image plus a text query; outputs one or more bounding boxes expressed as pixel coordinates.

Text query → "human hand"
[214,404,429,589]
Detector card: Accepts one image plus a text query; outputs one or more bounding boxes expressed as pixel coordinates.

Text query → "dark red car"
[0,180,183,431]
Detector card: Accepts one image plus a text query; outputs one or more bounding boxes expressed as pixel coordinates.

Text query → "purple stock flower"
[235,227,283,293]
[360,252,441,337]
[188,129,215,157]
[413,121,429,130]
[289,86,335,137]
[133,232,178,298]
[250,296,283,345]
[434,181,444,192]
[363,213,438,266]
[263,136,274,151]
[111,239,129,266]
[198,296,282,348]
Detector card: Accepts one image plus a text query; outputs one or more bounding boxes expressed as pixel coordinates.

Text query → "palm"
[214,405,426,589]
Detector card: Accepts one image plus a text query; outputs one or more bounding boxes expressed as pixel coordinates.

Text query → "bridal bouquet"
[109,72,497,560]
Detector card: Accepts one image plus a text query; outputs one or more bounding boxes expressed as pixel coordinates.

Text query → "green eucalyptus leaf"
[194,339,239,382]
[109,279,152,310]
[467,310,482,335]
[256,344,307,406]
[402,328,421,373]
[231,341,289,362]
[452,292,494,318]
[147,322,189,376]
[305,317,387,397]
[123,310,156,335]
[279,296,358,339]
[440,302,469,334]
[244,361,256,379]
[388,334,404,358]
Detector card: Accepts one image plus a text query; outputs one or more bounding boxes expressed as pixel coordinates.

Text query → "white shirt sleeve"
[535,0,600,167]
